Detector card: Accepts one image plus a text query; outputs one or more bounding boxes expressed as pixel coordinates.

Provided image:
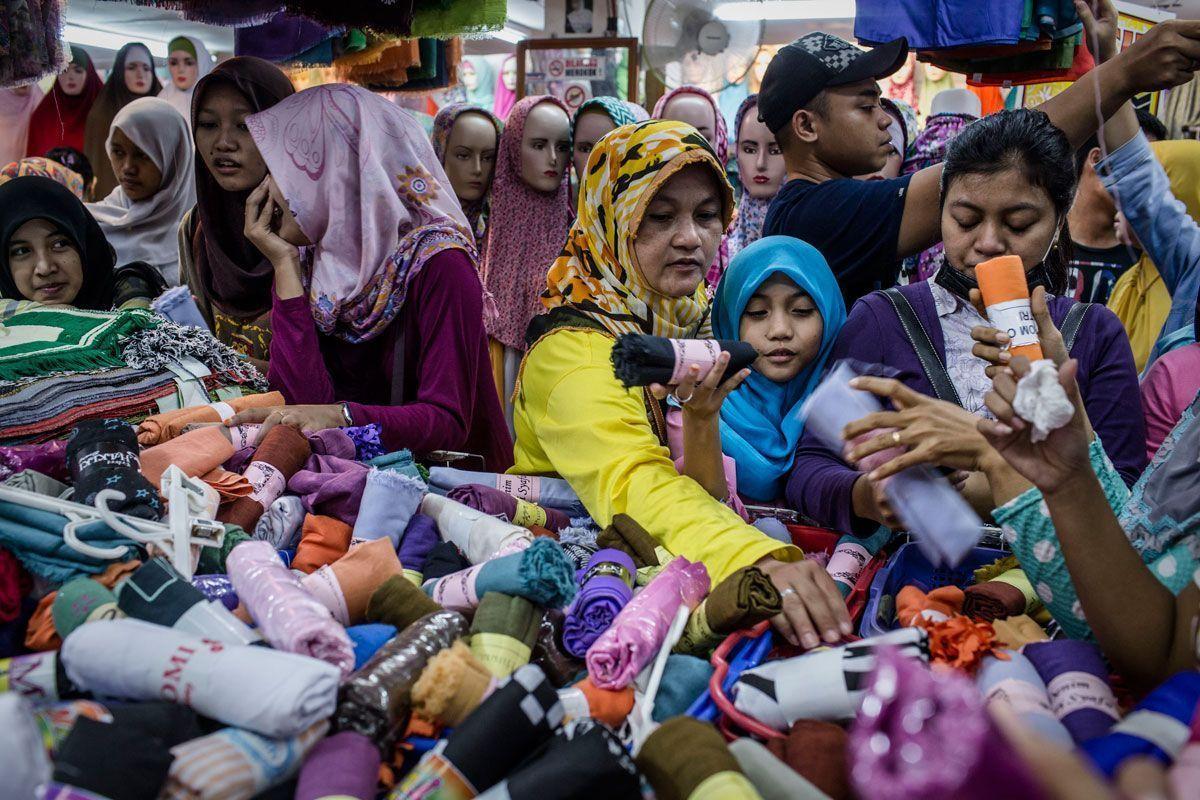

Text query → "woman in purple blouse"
[788,109,1146,536]
[229,84,512,471]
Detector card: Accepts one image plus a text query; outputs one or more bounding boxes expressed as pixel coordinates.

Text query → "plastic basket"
[858,542,1006,639]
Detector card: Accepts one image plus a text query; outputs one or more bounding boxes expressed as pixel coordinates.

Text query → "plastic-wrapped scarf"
[482,95,573,350]
[25,46,103,158]
[541,120,733,340]
[86,98,196,287]
[711,236,846,501]
[0,157,84,199]
[156,36,213,120]
[431,102,503,251]
[726,95,775,258]
[248,84,475,344]
[653,85,730,286]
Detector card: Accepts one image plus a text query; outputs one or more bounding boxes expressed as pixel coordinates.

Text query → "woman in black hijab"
[0,175,163,310]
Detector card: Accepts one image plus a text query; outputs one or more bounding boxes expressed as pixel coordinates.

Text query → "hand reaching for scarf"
[229,405,347,445]
[969,287,1069,379]
[754,557,853,649]
[648,351,751,421]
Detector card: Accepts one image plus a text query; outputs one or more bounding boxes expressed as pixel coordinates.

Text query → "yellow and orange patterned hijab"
[541,120,733,340]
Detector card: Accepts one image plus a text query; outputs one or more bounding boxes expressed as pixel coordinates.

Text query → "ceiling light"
[715,0,857,21]
[63,24,170,57]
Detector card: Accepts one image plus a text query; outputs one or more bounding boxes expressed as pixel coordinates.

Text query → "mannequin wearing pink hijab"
[653,85,731,287]
[493,55,519,121]
[482,94,572,430]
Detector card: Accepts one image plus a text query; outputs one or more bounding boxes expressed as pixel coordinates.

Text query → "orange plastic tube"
[975,255,1044,361]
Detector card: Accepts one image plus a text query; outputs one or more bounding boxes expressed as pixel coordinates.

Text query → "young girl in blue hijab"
[666,235,846,505]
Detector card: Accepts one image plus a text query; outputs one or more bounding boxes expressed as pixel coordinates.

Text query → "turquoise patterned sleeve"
[992,438,1130,641]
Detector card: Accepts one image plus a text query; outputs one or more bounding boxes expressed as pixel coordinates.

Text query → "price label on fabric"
[395,752,477,800]
[985,678,1059,721]
[1046,671,1121,719]
[244,461,285,506]
[986,300,1040,349]
[0,653,58,700]
[512,499,547,529]
[495,474,541,502]
[826,542,871,590]
[470,633,533,678]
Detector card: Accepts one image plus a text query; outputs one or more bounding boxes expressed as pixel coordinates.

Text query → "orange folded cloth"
[302,538,404,625]
[202,468,253,503]
[577,676,635,728]
[916,614,1006,673]
[896,585,965,628]
[136,392,284,445]
[139,426,235,488]
[292,514,353,574]
[24,561,140,651]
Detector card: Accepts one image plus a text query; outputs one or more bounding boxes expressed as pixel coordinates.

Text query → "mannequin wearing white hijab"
[158,35,213,120]
[87,97,196,287]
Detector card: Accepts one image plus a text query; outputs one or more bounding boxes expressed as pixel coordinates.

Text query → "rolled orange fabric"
[201,468,253,503]
[139,426,235,488]
[292,514,354,574]
[577,676,635,728]
[975,255,1044,361]
[136,391,284,445]
[896,585,965,628]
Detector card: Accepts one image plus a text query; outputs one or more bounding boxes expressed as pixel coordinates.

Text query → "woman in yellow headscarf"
[1104,138,1200,372]
[512,120,851,649]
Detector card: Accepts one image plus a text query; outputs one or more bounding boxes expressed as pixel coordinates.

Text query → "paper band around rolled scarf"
[976,650,1074,748]
[470,592,542,678]
[1023,639,1120,744]
[1083,672,1200,777]
[562,549,636,658]
[585,556,710,690]
[447,483,573,533]
[427,467,588,518]
[609,334,758,388]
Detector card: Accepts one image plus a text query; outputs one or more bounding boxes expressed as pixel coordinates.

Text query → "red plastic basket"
[708,621,785,741]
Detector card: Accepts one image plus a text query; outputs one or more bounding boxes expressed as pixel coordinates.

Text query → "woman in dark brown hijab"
[179,57,294,365]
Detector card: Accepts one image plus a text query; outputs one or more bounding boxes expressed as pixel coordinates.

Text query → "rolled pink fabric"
[849,647,1048,800]
[585,557,710,689]
[227,540,355,677]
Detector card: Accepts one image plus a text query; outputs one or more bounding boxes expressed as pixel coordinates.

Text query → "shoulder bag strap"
[1059,302,1093,354]
[881,288,963,407]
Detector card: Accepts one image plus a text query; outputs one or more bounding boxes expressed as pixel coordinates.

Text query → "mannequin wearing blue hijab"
[711,236,847,501]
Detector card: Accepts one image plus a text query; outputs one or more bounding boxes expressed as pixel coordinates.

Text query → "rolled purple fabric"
[191,574,239,611]
[586,557,710,690]
[226,540,355,677]
[448,483,571,533]
[849,647,1049,800]
[1024,640,1119,744]
[562,549,636,658]
[287,454,370,526]
[306,428,357,460]
[295,730,380,800]
[398,514,440,575]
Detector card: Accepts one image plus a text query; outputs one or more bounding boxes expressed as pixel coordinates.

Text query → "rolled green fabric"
[637,717,759,800]
[470,592,541,678]
[52,578,122,638]
[676,567,781,656]
[196,525,250,575]
[596,514,660,568]
[367,574,442,632]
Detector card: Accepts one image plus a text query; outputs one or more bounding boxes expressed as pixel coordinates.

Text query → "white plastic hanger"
[625,604,691,755]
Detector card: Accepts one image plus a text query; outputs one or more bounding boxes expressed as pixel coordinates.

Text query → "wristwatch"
[340,402,353,427]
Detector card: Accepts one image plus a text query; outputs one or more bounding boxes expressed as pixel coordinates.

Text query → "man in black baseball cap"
[760,18,1200,307]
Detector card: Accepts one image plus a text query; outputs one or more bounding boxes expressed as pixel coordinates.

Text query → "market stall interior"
[4,0,1200,798]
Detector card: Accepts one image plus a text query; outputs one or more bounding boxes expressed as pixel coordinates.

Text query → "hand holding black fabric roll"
[610,334,758,388]
[334,609,467,751]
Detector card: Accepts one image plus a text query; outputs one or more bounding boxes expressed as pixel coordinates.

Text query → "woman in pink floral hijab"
[232,84,512,469]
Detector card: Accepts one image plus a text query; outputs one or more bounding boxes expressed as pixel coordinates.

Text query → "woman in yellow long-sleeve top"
[511,120,852,649]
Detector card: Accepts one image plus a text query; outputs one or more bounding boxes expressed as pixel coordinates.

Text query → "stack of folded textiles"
[1,401,1194,800]
[856,0,1092,86]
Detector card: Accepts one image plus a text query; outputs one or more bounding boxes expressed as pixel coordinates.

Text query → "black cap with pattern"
[757,32,909,134]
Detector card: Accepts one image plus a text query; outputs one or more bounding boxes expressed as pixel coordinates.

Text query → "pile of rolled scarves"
[0,393,1197,800]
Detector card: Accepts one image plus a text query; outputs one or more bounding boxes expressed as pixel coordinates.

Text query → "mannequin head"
[168,43,200,91]
[891,53,916,85]
[520,100,571,193]
[502,57,518,92]
[442,110,498,203]
[736,106,784,199]
[572,107,617,179]
[58,62,88,96]
[661,93,717,145]
[124,47,154,95]
[461,60,479,92]
[924,64,947,82]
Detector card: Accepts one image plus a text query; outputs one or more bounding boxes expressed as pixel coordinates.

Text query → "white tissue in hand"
[1012,359,1073,442]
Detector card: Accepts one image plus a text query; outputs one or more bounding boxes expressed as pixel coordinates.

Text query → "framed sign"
[516,37,639,112]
